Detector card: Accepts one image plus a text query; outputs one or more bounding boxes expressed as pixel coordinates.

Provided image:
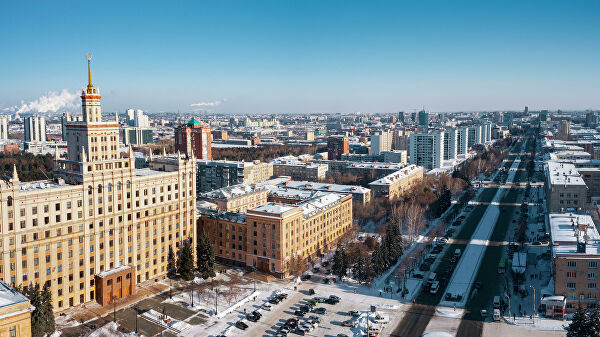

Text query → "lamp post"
[214,288,219,315]
[191,282,194,307]
[169,277,172,300]
[113,295,117,323]
[529,285,536,324]
[251,267,256,292]
[135,306,138,334]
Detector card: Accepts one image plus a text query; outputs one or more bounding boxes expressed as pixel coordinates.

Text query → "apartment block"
[369,165,424,200]
[409,131,444,171]
[272,160,328,181]
[196,160,273,193]
[457,127,469,155]
[263,178,371,204]
[24,115,46,143]
[200,184,269,213]
[549,213,600,312]
[443,128,458,160]
[199,192,353,278]
[545,161,587,212]
[370,131,392,155]
[327,135,349,160]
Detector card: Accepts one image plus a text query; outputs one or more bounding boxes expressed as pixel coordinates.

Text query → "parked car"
[261,304,272,311]
[313,267,320,273]
[420,263,431,271]
[294,310,306,317]
[308,288,315,295]
[269,297,281,304]
[329,295,341,301]
[430,281,440,295]
[326,297,339,305]
[373,313,390,324]
[314,297,328,303]
[342,319,356,327]
[246,314,259,322]
[301,274,311,281]
[322,261,330,267]
[308,315,321,323]
[312,307,327,314]
[349,310,360,317]
[235,321,248,330]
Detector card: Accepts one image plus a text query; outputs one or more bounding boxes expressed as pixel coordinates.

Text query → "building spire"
[86,54,93,93]
[11,164,19,183]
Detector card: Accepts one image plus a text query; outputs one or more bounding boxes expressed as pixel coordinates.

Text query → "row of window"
[567,261,598,268]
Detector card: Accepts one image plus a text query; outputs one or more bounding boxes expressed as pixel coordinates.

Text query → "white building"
[24,115,46,143]
[457,127,469,155]
[409,131,444,171]
[371,131,393,155]
[468,125,482,148]
[443,128,458,160]
[0,116,8,140]
[126,109,150,128]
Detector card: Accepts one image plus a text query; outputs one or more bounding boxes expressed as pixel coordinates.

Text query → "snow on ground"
[48,331,62,337]
[55,312,80,329]
[422,332,455,337]
[142,309,192,333]
[483,320,566,337]
[440,158,521,308]
[84,322,142,337]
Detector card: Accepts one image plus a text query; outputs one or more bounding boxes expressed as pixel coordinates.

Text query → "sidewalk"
[58,281,169,324]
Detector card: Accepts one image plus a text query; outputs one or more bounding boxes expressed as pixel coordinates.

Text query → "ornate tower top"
[86,54,94,94]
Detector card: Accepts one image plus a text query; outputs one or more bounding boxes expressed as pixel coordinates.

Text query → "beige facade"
[196,160,273,193]
[272,162,328,181]
[545,161,587,212]
[369,165,424,200]
[200,192,353,278]
[201,185,269,213]
[0,59,196,312]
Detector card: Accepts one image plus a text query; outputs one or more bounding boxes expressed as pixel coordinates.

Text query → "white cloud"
[190,99,227,107]
[16,89,79,114]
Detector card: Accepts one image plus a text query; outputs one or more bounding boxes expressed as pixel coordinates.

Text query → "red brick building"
[175,118,212,159]
[94,266,136,306]
[327,135,349,160]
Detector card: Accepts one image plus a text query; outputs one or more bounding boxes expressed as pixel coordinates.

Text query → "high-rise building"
[524,106,528,114]
[503,112,513,128]
[409,131,444,171]
[398,111,405,124]
[456,127,469,155]
[0,116,8,140]
[443,128,458,160]
[418,110,429,126]
[370,131,392,155]
[126,109,150,128]
[24,115,46,143]
[175,118,212,159]
[467,125,482,148]
[539,110,549,122]
[1,56,197,311]
[392,129,411,151]
[327,135,349,160]
[559,120,570,140]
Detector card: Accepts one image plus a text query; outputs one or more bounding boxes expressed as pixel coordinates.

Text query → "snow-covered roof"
[201,183,265,201]
[250,203,298,215]
[545,161,586,186]
[269,180,370,195]
[549,213,600,255]
[298,192,347,217]
[0,279,28,309]
[369,165,422,186]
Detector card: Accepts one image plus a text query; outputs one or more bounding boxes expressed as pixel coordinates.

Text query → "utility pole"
[135,306,138,334]
[530,285,535,324]
[215,288,218,315]
[191,282,194,307]
[113,295,117,322]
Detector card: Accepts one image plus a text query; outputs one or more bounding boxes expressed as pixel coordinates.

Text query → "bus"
[497,258,507,274]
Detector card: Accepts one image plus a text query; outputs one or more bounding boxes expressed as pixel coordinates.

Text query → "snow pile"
[435,307,464,319]
[141,309,191,333]
[84,322,142,337]
[421,332,455,337]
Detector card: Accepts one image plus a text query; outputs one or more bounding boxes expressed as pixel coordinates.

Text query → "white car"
[430,281,440,295]
[261,304,272,311]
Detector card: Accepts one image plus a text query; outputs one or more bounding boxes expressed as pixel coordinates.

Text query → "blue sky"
[1,1,599,114]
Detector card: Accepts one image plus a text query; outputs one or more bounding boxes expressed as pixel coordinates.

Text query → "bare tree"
[406,202,425,243]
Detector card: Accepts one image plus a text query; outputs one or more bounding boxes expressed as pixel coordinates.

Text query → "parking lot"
[225,278,406,337]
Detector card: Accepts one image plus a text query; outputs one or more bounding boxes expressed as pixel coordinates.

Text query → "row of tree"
[567,305,600,337]
[332,223,404,284]
[166,230,216,282]
[0,153,54,182]
[213,144,327,162]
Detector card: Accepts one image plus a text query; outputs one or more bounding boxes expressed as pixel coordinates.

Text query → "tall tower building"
[409,131,444,171]
[443,128,458,160]
[327,135,349,160]
[0,116,8,140]
[456,127,469,155]
[398,111,405,124]
[559,120,570,140]
[418,110,429,126]
[175,118,212,159]
[371,131,392,155]
[24,115,46,143]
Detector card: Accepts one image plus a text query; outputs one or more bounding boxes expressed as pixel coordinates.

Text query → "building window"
[568,261,577,268]
[589,283,598,290]
[9,326,16,337]
[567,282,576,290]
[589,273,597,280]
[567,272,577,279]
[590,262,598,269]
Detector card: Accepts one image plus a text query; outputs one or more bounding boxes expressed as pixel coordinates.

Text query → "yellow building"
[0,280,32,337]
[0,56,196,311]
[368,165,424,200]
[200,192,353,278]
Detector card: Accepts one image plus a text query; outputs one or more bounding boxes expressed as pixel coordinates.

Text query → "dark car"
[300,305,311,312]
[294,310,306,317]
[474,282,482,290]
[301,274,311,281]
[450,257,458,264]
[277,293,289,299]
[235,321,248,330]
[326,298,339,305]
[246,314,259,322]
[420,263,431,271]
[322,261,330,267]
[308,288,315,295]
[251,310,262,318]
[269,297,281,304]
[286,318,299,328]
[313,267,320,273]
[315,297,328,303]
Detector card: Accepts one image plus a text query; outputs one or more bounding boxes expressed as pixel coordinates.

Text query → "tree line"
[213,145,327,162]
[16,283,55,337]
[0,153,54,182]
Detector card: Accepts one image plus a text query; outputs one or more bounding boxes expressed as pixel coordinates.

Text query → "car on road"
[430,281,440,295]
[420,263,431,271]
[342,319,357,327]
[313,267,320,273]
[474,282,482,290]
[235,321,248,330]
[322,261,330,267]
[450,256,458,264]
[294,310,306,317]
[413,272,424,279]
[301,274,311,281]
[532,241,541,245]
[480,309,487,318]
[269,297,281,304]
[312,307,327,314]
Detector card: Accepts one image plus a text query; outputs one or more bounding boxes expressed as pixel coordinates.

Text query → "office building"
[121,127,153,145]
[443,128,458,160]
[24,115,46,143]
[327,135,349,160]
[200,184,269,213]
[196,160,273,193]
[467,125,482,148]
[503,112,513,128]
[368,165,424,200]
[126,109,149,128]
[0,280,32,337]
[0,57,197,311]
[409,131,444,171]
[545,161,587,212]
[418,110,429,126]
[199,191,353,278]
[370,131,392,155]
[175,118,212,159]
[398,111,405,124]
[559,120,570,141]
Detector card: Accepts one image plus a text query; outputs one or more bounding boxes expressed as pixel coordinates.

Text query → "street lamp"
[529,285,536,324]
[190,282,194,307]
[214,288,219,315]
[135,306,138,334]
[113,295,117,323]
[251,267,256,292]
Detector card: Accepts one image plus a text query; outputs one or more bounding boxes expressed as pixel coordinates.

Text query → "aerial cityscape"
[1,1,599,337]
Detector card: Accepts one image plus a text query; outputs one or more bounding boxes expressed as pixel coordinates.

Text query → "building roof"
[548,213,600,256]
[267,180,370,195]
[369,165,422,186]
[0,279,29,309]
[250,203,298,215]
[545,161,587,186]
[201,184,265,201]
